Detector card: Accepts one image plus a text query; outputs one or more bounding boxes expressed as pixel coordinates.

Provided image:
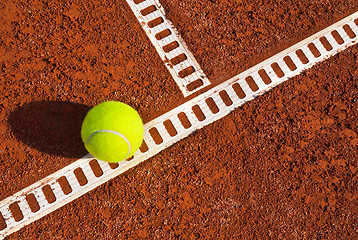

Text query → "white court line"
[125,0,211,97]
[1,10,358,240]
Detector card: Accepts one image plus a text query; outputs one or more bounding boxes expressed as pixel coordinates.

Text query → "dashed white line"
[126,0,211,97]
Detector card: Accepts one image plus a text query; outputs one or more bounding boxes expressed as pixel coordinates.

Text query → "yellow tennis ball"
[81,101,144,162]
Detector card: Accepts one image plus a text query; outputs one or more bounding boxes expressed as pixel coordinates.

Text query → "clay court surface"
[1,0,358,239]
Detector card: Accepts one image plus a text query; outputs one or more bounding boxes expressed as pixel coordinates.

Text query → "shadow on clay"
[8,101,91,158]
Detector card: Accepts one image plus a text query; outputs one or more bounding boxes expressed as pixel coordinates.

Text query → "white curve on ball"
[86,130,131,158]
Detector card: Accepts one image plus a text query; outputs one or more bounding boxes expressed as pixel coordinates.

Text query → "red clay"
[0,0,182,201]
[160,0,358,83]
[1,0,358,239]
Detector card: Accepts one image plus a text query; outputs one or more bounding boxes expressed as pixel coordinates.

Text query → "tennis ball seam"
[86,130,131,158]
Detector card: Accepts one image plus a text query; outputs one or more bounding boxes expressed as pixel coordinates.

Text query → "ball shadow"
[8,101,91,158]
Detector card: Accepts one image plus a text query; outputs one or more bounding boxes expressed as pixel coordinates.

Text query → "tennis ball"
[81,101,144,162]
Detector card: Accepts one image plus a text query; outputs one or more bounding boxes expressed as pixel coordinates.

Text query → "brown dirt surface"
[160,0,358,83]
[0,0,182,200]
[7,43,358,240]
[1,0,358,239]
